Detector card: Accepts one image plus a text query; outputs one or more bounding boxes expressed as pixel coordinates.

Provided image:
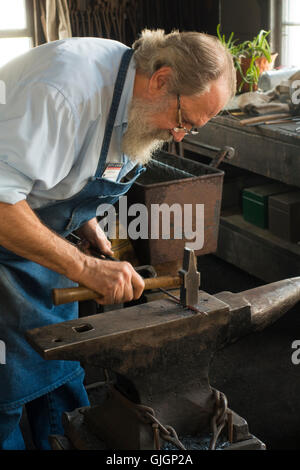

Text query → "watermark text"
[291,340,300,365]
[97,196,204,250]
[0,340,6,364]
[0,80,6,104]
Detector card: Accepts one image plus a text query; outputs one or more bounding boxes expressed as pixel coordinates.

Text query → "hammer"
[52,247,200,308]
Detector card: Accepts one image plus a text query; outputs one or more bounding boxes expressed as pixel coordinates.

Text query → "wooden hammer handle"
[52,275,181,305]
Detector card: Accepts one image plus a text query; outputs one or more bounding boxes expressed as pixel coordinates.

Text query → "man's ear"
[148,66,172,96]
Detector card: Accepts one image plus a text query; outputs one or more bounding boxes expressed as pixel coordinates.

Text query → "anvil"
[26,274,300,449]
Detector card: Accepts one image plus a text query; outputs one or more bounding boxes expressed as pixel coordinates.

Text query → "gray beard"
[121,97,173,165]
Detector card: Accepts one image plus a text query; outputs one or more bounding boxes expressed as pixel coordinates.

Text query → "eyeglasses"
[172,95,199,136]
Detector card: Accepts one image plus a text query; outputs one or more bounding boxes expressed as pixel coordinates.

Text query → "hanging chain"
[101,382,233,450]
[135,404,186,450]
[209,389,233,450]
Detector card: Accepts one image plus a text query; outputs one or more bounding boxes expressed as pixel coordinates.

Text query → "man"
[0,29,235,449]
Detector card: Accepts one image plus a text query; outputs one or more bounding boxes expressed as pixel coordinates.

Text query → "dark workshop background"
[65,0,271,49]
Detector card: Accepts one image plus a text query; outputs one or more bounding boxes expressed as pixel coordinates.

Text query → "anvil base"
[48,386,266,451]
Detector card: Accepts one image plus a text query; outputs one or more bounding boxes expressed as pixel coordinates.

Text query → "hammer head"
[179,247,201,307]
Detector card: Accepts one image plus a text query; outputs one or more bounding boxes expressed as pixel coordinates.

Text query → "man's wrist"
[62,243,87,283]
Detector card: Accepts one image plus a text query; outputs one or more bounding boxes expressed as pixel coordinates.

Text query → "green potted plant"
[217,25,277,93]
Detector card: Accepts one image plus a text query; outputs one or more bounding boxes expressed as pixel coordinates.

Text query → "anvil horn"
[215,276,300,343]
[241,277,300,331]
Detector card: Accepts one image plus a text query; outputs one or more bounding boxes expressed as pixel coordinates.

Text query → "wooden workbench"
[183,114,300,186]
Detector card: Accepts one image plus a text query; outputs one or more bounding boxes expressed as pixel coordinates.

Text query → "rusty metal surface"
[26,293,229,368]
[83,385,158,450]
[126,151,224,264]
[215,277,300,337]
[230,276,300,331]
[26,292,230,437]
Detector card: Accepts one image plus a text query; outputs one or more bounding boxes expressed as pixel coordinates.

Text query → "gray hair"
[132,29,236,98]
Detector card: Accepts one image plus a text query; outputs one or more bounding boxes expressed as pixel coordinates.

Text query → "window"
[271,0,300,67]
[0,0,33,68]
[281,0,300,66]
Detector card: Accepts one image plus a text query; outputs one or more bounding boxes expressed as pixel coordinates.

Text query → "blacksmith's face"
[122,77,229,164]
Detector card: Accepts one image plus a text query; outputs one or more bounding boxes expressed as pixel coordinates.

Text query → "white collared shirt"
[0,37,136,208]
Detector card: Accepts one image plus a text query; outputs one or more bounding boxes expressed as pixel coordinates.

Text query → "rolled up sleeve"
[0,82,78,204]
[0,161,33,204]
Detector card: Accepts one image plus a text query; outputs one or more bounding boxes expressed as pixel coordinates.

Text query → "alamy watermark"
[0,80,6,104]
[291,340,300,365]
[0,340,6,364]
[291,80,300,105]
[97,196,204,250]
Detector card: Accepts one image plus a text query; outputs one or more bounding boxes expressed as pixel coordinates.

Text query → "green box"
[242,183,291,228]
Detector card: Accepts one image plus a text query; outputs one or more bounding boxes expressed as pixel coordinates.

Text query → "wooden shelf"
[217,212,300,282]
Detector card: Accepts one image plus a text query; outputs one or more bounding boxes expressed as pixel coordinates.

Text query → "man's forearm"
[0,200,85,282]
[0,200,145,305]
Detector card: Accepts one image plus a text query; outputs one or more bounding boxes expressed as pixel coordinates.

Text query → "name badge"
[102,163,123,182]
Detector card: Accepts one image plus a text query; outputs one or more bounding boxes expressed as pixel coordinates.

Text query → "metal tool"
[52,247,200,307]
[239,113,291,126]
[265,116,300,124]
[179,247,200,307]
[246,116,300,127]
[158,287,206,315]
[209,146,235,168]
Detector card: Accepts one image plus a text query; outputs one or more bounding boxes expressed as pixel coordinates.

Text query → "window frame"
[270,0,300,66]
[0,0,33,44]
[270,0,283,65]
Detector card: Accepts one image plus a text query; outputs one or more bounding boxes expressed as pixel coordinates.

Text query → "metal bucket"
[126,151,224,265]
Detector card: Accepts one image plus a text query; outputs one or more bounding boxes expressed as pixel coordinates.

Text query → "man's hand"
[75,218,113,256]
[77,256,145,305]
[74,219,145,304]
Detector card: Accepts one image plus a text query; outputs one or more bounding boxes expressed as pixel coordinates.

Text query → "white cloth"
[0,37,136,208]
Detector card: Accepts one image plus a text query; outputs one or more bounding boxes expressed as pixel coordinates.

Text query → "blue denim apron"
[0,48,144,411]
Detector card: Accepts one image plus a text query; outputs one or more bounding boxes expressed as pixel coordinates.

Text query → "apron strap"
[96,48,134,177]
